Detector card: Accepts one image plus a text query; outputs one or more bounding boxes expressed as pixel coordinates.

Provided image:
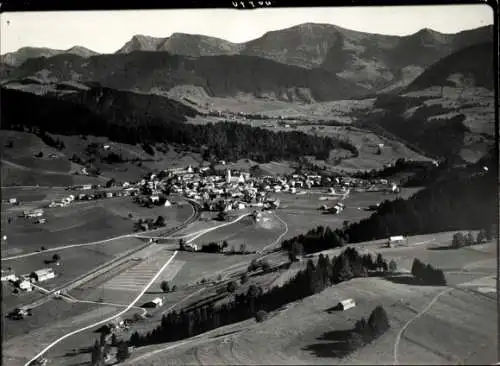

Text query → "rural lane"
[392,287,453,365]
[24,251,179,366]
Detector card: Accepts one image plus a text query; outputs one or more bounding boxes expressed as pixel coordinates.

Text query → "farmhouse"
[151,297,163,307]
[17,279,33,292]
[387,235,406,248]
[337,298,356,311]
[30,268,56,283]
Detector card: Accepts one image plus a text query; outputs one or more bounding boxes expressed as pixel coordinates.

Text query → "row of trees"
[281,225,350,256]
[452,228,494,248]
[36,130,65,150]
[129,248,392,347]
[133,216,166,232]
[411,259,447,286]
[352,158,441,183]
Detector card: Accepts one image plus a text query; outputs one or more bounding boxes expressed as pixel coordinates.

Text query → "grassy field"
[275,188,421,239]
[103,198,193,227]
[172,251,254,287]
[1,196,194,256]
[190,214,285,252]
[2,237,145,290]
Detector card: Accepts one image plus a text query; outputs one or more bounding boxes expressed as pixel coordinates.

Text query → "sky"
[0,5,494,54]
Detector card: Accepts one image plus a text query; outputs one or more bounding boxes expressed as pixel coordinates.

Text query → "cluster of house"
[2,267,56,292]
[48,184,140,208]
[320,202,346,215]
[130,165,401,216]
[49,194,75,208]
[338,176,399,193]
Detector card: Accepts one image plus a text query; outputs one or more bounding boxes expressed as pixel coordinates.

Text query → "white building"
[151,297,163,307]
[387,235,406,248]
[30,268,56,283]
[82,184,92,190]
[18,279,32,292]
[337,298,356,311]
[8,198,17,204]
[164,200,172,207]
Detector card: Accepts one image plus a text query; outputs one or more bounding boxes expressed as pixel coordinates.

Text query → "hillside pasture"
[125,268,496,366]
[103,198,194,227]
[122,277,441,366]
[171,251,255,287]
[2,197,194,255]
[3,204,132,253]
[1,163,74,187]
[190,216,255,246]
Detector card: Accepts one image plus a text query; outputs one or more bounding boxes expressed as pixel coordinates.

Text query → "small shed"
[337,298,356,311]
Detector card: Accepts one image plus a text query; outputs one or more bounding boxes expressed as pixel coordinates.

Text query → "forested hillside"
[0,87,358,163]
[282,153,496,254]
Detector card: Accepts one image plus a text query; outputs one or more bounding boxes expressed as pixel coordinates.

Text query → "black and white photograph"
[0,3,497,366]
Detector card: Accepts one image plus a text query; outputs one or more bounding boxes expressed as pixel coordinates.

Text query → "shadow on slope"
[303,329,356,358]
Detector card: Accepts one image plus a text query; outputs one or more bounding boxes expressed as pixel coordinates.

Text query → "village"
[2,163,402,321]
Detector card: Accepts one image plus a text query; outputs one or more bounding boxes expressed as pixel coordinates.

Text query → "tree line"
[281,225,349,255]
[0,87,358,164]
[128,247,392,348]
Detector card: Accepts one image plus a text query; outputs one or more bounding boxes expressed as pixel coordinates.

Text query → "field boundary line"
[24,251,178,366]
[185,213,252,244]
[259,212,288,254]
[392,287,452,365]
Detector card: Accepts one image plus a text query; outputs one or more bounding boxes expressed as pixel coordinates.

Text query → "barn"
[387,235,406,248]
[30,268,56,283]
[337,298,356,311]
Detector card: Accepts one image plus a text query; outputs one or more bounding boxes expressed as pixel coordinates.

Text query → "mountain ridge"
[1,46,99,67]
